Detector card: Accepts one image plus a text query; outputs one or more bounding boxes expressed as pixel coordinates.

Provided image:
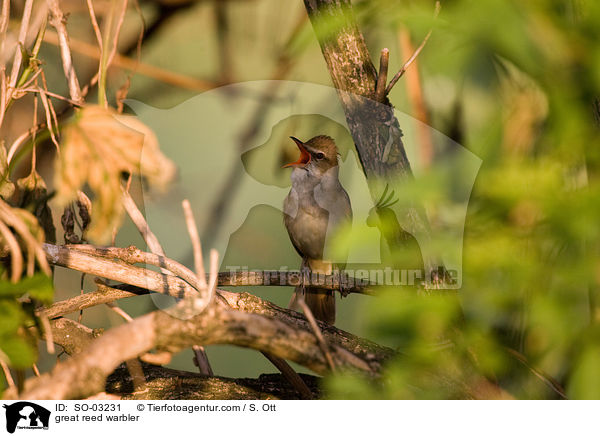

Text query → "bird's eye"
[315,152,325,160]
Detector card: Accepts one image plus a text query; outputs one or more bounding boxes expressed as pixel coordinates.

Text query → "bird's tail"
[304,287,336,324]
[288,259,337,324]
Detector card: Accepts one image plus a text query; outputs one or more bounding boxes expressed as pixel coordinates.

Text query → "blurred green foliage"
[0,273,53,373]
[3,0,600,399]
[326,0,600,399]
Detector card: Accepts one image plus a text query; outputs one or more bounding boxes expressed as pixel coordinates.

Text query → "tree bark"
[104,363,322,400]
[6,287,392,400]
[303,0,439,278]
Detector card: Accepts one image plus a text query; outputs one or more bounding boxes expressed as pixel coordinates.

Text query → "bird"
[282,135,352,324]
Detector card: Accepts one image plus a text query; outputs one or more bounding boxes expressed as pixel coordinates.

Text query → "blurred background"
[2,0,600,398]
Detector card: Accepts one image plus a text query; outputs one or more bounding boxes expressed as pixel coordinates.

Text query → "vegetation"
[1,0,599,399]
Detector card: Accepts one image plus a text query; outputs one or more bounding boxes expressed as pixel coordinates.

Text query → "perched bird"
[283,135,352,324]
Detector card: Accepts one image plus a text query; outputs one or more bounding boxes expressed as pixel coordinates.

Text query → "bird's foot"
[338,271,350,298]
[300,259,311,290]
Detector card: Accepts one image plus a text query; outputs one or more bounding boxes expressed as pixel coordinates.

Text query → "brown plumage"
[283,135,352,324]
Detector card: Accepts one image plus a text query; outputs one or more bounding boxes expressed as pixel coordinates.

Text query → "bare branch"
[106,303,133,322]
[0,355,15,389]
[20,86,83,107]
[121,189,165,257]
[0,0,10,59]
[8,0,34,90]
[48,318,97,355]
[374,48,389,102]
[65,244,207,298]
[41,282,148,319]
[181,199,213,375]
[182,199,206,288]
[85,0,102,51]
[42,243,197,299]
[37,312,55,354]
[260,353,313,399]
[8,297,379,400]
[46,0,83,103]
[105,0,128,70]
[297,297,336,372]
[38,284,393,372]
[218,269,376,295]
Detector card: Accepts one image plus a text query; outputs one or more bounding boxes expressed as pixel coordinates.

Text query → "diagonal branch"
[6,296,381,400]
[38,283,393,371]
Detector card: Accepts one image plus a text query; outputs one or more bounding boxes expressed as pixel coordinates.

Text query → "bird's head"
[283,135,339,175]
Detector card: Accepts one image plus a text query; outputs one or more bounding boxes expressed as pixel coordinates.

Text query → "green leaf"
[568,345,600,399]
[0,335,37,369]
[0,273,54,304]
[0,300,26,336]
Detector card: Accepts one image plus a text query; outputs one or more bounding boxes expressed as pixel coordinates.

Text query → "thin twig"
[398,26,434,168]
[8,0,34,90]
[374,48,389,102]
[98,0,128,107]
[78,272,85,323]
[207,250,218,306]
[182,199,207,289]
[261,353,313,399]
[505,347,567,399]
[105,0,128,70]
[192,346,213,376]
[0,219,23,282]
[182,199,213,375]
[32,363,40,377]
[37,85,60,150]
[15,67,43,92]
[85,0,103,50]
[38,312,55,354]
[127,194,214,375]
[46,0,83,103]
[0,0,10,58]
[121,189,165,257]
[20,86,83,107]
[297,297,336,372]
[107,302,133,322]
[385,1,441,96]
[6,69,99,167]
[0,356,15,388]
[43,30,219,92]
[0,0,32,129]
[31,93,37,170]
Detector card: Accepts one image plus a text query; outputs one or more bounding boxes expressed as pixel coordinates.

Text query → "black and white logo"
[2,402,50,433]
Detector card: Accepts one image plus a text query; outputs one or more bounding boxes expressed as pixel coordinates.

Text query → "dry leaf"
[0,198,50,280]
[55,105,176,243]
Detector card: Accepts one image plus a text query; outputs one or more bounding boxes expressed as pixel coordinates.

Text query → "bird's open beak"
[283,136,311,168]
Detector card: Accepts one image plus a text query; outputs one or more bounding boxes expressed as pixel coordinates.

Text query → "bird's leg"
[334,265,349,298]
[288,258,310,311]
[300,257,310,292]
